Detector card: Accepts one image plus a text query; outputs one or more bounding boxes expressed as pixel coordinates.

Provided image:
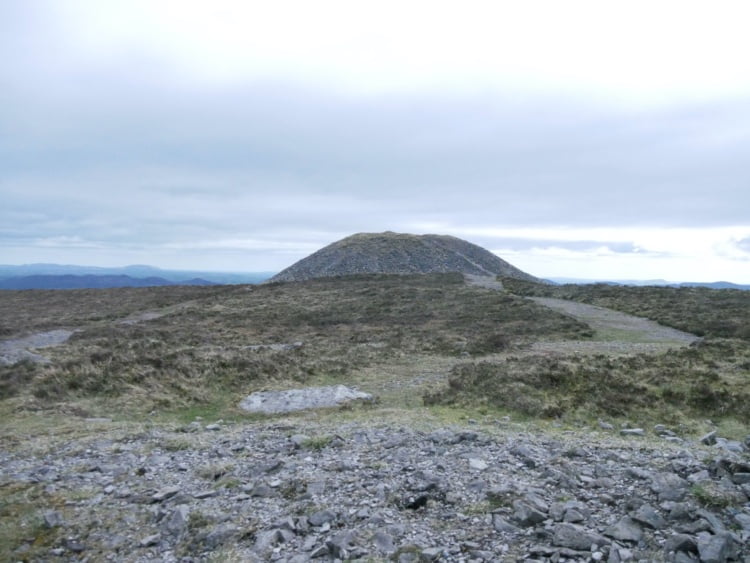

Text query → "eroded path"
[527,296,700,356]
[464,275,700,355]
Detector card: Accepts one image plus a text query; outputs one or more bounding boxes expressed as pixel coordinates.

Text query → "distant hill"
[270,232,541,283]
[0,274,217,290]
[549,277,750,290]
[0,264,275,289]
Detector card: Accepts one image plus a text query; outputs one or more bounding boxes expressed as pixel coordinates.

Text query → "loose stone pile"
[3,418,749,562]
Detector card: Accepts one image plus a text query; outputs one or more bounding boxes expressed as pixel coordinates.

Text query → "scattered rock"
[696,531,733,563]
[3,419,749,561]
[152,486,181,502]
[238,385,373,414]
[552,522,609,550]
[701,430,718,446]
[468,458,488,471]
[604,516,644,543]
[42,510,64,528]
[620,428,645,437]
[139,533,160,547]
[631,503,667,529]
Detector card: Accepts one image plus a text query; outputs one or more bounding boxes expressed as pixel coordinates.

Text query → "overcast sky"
[2,1,750,282]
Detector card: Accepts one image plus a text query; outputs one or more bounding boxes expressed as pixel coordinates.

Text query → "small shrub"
[301,435,333,450]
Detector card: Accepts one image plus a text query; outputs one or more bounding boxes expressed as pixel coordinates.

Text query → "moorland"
[1,274,749,562]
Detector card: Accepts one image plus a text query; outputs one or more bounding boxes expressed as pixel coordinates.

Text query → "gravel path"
[529,297,699,345]
[464,277,700,356]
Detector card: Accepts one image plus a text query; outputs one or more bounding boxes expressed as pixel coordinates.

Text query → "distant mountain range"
[1,262,746,290]
[0,264,274,290]
[548,278,750,290]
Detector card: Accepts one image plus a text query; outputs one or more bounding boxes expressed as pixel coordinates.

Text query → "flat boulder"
[239,385,373,414]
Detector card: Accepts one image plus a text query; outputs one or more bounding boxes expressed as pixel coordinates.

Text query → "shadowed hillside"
[270,232,541,282]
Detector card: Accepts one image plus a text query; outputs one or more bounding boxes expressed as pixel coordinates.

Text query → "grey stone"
[511,499,547,527]
[492,514,519,532]
[663,501,692,521]
[239,385,373,414]
[373,530,396,554]
[163,505,189,535]
[604,516,643,543]
[308,508,336,527]
[673,553,699,563]
[678,518,713,534]
[733,511,750,531]
[608,547,634,562]
[204,423,221,431]
[548,501,566,521]
[700,430,718,446]
[468,458,488,470]
[42,509,64,528]
[552,522,608,550]
[563,507,587,523]
[327,530,355,558]
[620,428,645,436]
[523,492,549,513]
[204,523,238,549]
[310,544,329,558]
[249,483,276,497]
[290,434,310,447]
[687,469,711,483]
[651,472,689,501]
[663,533,698,554]
[151,486,181,502]
[420,547,443,561]
[139,533,160,547]
[715,438,746,453]
[697,531,732,563]
[65,539,85,553]
[632,503,667,529]
[254,529,285,552]
[697,509,727,534]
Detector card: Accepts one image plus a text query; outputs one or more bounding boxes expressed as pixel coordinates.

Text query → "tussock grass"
[424,338,750,424]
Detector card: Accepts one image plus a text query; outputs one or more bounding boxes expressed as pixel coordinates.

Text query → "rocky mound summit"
[270,232,539,283]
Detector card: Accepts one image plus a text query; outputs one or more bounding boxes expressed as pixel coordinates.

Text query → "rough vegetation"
[0,271,748,562]
[270,232,541,282]
[425,339,750,423]
[0,274,588,408]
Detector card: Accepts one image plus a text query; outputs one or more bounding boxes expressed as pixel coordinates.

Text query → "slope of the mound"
[270,232,540,282]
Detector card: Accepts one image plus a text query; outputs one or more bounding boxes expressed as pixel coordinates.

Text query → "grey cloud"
[477,238,641,254]
[3,27,750,267]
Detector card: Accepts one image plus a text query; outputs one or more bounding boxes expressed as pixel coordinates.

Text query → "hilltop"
[269,232,540,283]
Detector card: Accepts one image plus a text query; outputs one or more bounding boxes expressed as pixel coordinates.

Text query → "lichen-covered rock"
[239,384,373,414]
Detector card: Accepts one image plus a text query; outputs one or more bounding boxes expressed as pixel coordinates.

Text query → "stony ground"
[2,281,748,562]
[2,412,749,562]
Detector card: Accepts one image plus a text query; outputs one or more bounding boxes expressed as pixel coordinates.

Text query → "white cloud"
[20,1,748,102]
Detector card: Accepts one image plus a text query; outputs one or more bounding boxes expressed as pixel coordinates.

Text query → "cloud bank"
[2,1,749,281]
